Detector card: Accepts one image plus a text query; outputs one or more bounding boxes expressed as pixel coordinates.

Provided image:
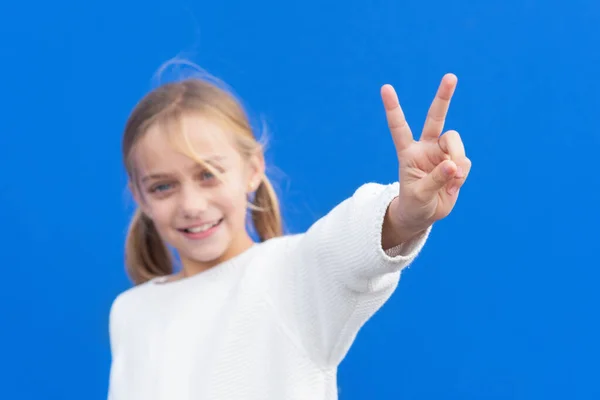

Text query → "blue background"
[1,0,599,399]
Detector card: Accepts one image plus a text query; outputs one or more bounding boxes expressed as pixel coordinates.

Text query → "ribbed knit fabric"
[107,182,431,400]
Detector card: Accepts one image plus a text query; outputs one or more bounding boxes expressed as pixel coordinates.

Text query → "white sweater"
[107,182,430,400]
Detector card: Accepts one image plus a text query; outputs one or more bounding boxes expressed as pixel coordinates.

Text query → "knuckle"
[428,114,445,124]
[441,129,460,141]
[463,157,472,169]
[460,157,472,174]
[388,117,408,132]
[439,130,465,155]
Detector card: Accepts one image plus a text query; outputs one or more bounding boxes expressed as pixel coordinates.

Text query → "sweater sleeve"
[266,182,430,368]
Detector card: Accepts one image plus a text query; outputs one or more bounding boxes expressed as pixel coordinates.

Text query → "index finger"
[420,73,458,142]
[381,84,413,154]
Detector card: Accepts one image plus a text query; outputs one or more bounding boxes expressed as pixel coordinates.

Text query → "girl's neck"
[177,234,256,280]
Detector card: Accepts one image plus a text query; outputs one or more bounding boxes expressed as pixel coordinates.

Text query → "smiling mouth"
[180,218,223,234]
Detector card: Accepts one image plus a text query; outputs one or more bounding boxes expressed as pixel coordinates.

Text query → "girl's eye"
[150,183,173,193]
[200,170,216,180]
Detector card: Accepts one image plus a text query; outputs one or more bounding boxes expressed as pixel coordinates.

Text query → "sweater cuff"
[384,227,431,258]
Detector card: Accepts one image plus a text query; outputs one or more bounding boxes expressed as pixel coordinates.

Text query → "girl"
[107,71,470,400]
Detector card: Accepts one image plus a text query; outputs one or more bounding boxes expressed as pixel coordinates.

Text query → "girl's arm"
[265,181,429,368]
[263,74,471,368]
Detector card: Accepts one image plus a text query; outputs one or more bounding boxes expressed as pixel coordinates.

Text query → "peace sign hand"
[382,74,471,239]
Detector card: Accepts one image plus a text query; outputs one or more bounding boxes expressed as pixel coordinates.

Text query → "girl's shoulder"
[109,278,157,319]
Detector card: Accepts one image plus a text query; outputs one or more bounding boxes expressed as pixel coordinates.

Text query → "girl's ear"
[246,151,266,193]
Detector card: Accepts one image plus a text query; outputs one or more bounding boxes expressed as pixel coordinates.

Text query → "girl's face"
[131,114,263,274]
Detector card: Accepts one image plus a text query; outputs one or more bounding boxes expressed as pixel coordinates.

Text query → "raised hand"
[381,73,471,239]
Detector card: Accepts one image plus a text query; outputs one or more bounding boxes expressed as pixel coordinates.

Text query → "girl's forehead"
[134,115,239,172]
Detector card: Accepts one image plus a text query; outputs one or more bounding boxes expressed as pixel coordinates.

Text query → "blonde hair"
[122,75,283,285]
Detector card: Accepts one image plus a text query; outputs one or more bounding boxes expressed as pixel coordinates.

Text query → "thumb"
[417,159,457,197]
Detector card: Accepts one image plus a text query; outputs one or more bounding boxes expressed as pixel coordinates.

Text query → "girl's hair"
[122,74,283,285]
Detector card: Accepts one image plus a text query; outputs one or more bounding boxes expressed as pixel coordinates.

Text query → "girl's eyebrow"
[141,173,171,183]
[201,156,228,169]
[140,157,227,183]
[203,155,226,164]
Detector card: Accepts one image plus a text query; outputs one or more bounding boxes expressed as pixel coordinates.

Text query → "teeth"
[186,220,219,233]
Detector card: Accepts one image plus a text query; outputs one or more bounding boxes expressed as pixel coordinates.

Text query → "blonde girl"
[107,70,471,400]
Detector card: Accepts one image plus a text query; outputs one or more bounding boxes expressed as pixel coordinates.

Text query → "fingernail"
[448,185,459,195]
[456,166,464,178]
